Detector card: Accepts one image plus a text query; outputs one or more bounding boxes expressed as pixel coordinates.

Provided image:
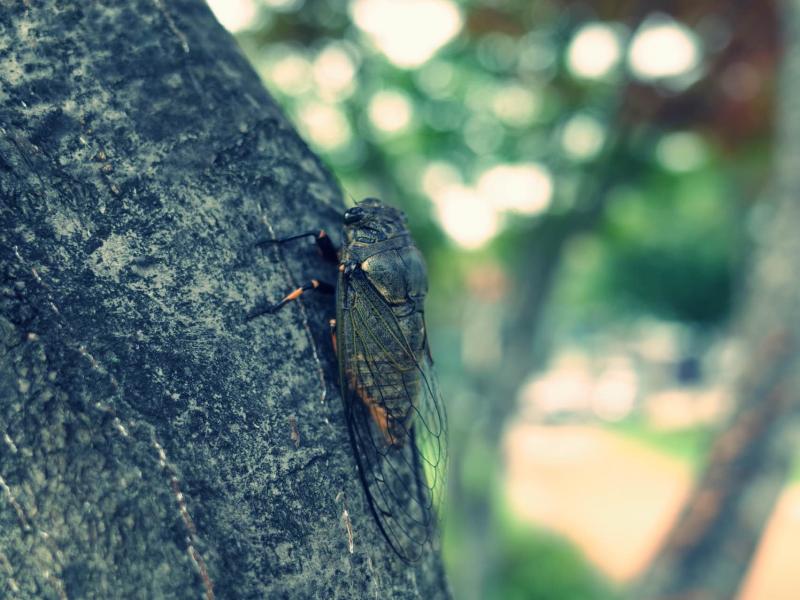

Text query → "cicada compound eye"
[344,206,365,224]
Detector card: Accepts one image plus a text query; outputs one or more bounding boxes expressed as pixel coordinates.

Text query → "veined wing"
[337,269,447,562]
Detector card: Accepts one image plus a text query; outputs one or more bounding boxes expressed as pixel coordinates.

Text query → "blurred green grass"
[443,501,621,600]
[606,418,800,483]
[603,419,711,472]
[483,517,620,600]
[443,439,622,600]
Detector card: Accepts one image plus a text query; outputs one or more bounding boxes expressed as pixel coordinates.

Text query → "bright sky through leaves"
[567,23,623,79]
[562,114,606,161]
[433,184,499,249]
[424,162,554,249]
[478,164,553,215]
[206,0,257,32]
[368,90,413,134]
[349,0,463,68]
[629,16,702,80]
[296,101,351,151]
[313,44,358,101]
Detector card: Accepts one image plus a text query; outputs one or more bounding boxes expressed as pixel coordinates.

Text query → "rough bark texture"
[0,2,448,598]
[635,2,800,598]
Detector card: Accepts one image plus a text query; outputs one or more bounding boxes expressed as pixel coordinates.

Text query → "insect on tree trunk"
[0,1,449,598]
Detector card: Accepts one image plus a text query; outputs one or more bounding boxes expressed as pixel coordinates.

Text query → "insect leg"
[247,279,335,320]
[255,230,338,263]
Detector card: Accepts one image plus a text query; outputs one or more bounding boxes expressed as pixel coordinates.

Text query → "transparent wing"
[338,270,447,562]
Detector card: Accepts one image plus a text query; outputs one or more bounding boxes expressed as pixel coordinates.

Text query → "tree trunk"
[0,2,448,598]
[635,1,800,598]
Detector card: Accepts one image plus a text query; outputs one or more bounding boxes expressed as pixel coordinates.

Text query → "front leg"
[254,229,339,263]
[247,279,335,320]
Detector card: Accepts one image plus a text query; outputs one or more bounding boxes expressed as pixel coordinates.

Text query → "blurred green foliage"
[236,0,770,336]
[555,163,744,328]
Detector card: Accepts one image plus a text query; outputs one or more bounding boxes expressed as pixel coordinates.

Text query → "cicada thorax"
[341,238,429,447]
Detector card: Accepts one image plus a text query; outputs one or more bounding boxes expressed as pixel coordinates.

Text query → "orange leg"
[247,279,334,320]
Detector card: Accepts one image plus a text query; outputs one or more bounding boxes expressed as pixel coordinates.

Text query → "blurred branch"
[449,14,647,600]
[493,56,640,438]
[634,1,800,598]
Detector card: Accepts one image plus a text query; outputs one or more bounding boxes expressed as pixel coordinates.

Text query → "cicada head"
[343,197,408,244]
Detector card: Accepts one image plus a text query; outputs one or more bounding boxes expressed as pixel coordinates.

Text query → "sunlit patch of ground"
[738,486,800,600]
[504,424,691,581]
[504,423,800,597]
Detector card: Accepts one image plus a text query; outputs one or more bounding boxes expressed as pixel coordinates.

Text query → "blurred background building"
[206,1,797,598]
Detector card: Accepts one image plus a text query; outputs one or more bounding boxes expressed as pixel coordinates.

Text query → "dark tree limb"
[0,1,448,598]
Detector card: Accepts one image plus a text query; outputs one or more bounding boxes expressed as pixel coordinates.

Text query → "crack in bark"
[153,437,215,600]
[151,0,190,54]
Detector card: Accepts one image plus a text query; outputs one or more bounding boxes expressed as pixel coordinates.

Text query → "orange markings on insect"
[311,279,320,288]
[348,368,401,446]
[329,319,338,354]
[366,402,399,446]
[285,287,304,301]
[338,264,345,272]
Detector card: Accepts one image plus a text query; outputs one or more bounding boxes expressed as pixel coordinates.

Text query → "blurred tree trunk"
[635,2,800,598]
[449,98,636,599]
[0,2,448,598]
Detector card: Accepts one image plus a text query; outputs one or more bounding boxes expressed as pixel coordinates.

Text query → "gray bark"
[0,1,448,598]
[635,1,800,598]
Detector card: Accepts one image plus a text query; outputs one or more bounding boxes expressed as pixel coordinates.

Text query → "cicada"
[249,198,447,562]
